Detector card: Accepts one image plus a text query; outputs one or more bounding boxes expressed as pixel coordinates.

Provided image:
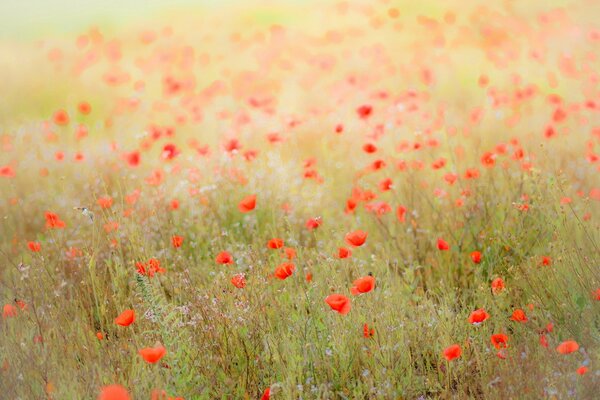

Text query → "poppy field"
[1,0,600,399]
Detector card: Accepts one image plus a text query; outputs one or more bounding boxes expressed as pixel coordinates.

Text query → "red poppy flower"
[345,230,367,247]
[470,251,482,264]
[443,344,461,361]
[171,235,183,248]
[510,309,528,322]
[556,340,579,354]
[139,345,166,363]
[216,251,234,265]
[305,217,322,230]
[28,241,41,252]
[491,333,508,349]
[267,238,284,249]
[468,308,490,325]
[114,309,135,327]
[325,294,351,315]
[437,238,449,251]
[338,247,352,259]
[98,384,130,400]
[491,278,505,294]
[350,276,375,295]
[231,273,246,289]
[274,263,295,280]
[238,195,256,213]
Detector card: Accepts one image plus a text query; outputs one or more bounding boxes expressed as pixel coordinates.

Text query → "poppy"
[437,238,449,251]
[577,366,588,375]
[78,101,91,115]
[556,340,579,354]
[261,387,270,400]
[0,165,15,178]
[98,385,130,400]
[3,304,17,319]
[267,238,284,249]
[274,263,295,280]
[114,309,135,327]
[28,241,41,252]
[396,206,407,222]
[539,334,548,348]
[325,294,351,315]
[238,195,256,213]
[468,309,490,325]
[510,309,528,322]
[363,323,375,338]
[491,278,505,294]
[283,247,296,260]
[97,197,113,209]
[305,217,322,230]
[45,211,66,229]
[139,345,167,363]
[470,251,482,264]
[171,235,183,248]
[231,273,246,289]
[541,256,552,266]
[53,109,69,125]
[490,334,508,349]
[345,230,367,247]
[350,276,375,295]
[338,247,352,259]
[216,251,234,265]
[356,105,373,119]
[443,344,461,361]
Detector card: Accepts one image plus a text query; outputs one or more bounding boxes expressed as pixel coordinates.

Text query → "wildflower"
[114,309,135,327]
[468,309,490,325]
[98,385,130,400]
[274,263,295,280]
[345,230,367,247]
[325,294,351,315]
[139,345,167,363]
[231,273,246,289]
[171,235,184,248]
[556,340,579,354]
[350,276,375,295]
[238,195,256,213]
[215,251,234,265]
[491,334,508,349]
[510,309,528,322]
[443,344,461,361]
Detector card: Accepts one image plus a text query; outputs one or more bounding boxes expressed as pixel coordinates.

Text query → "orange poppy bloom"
[238,195,256,213]
[267,238,284,249]
[274,263,295,280]
[28,241,41,252]
[468,309,490,325]
[443,344,461,361]
[231,273,246,288]
[325,294,351,315]
[345,230,367,247]
[215,251,234,265]
[338,247,352,259]
[510,309,528,322]
[139,345,167,363]
[490,334,508,349]
[171,235,184,248]
[98,385,130,400]
[114,309,135,327]
[437,238,449,251]
[350,276,375,295]
[491,277,505,294]
[556,340,579,354]
[470,251,482,264]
